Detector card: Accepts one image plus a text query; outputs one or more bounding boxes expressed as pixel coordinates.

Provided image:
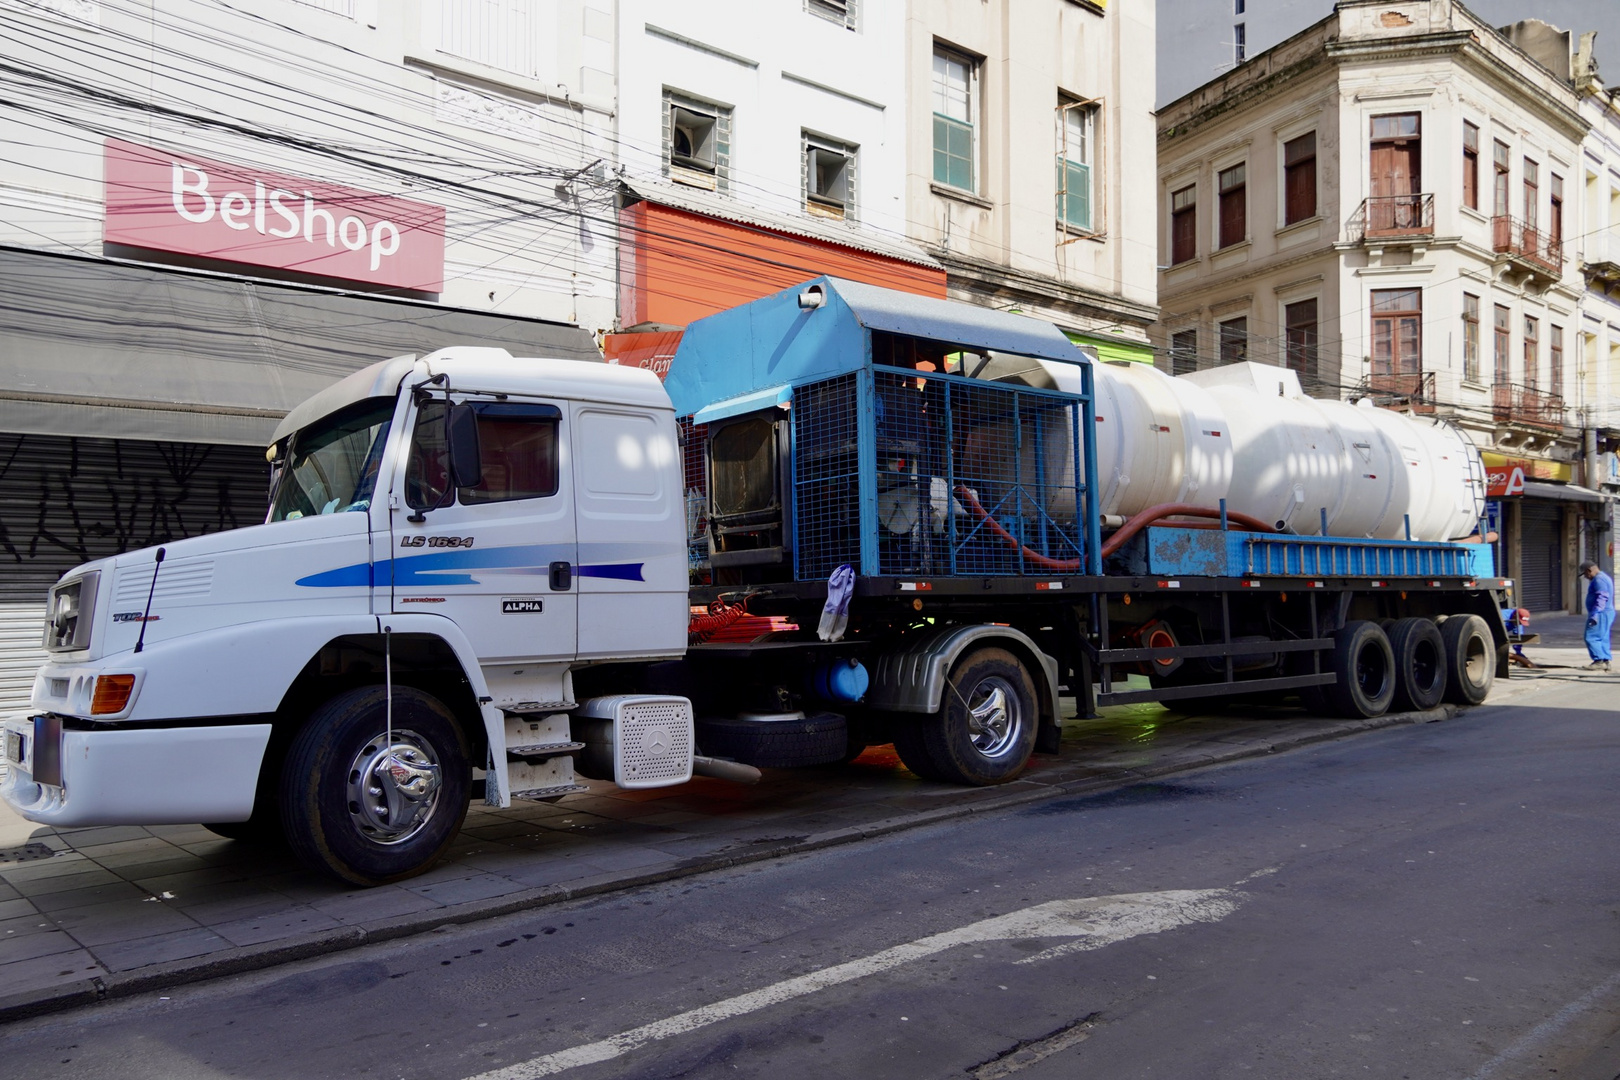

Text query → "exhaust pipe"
[693,755,762,785]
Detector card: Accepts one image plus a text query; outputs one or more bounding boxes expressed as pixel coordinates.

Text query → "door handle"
[549,561,572,591]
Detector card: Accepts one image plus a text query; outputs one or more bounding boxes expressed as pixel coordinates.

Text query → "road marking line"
[465,889,1243,1080]
[1464,970,1620,1080]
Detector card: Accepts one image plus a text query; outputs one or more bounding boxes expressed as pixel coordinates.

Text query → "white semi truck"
[2,279,1509,885]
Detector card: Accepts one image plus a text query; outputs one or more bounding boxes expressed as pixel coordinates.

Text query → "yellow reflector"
[91,674,136,715]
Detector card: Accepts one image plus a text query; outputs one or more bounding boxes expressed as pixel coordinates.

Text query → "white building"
[0,0,616,706]
[1154,0,1599,613]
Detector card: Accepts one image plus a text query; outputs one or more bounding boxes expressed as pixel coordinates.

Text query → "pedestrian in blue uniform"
[1580,561,1613,671]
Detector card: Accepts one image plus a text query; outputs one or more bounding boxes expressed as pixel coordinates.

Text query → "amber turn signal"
[90,674,137,715]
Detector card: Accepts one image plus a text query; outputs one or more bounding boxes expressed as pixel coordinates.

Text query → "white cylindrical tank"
[987,358,1482,541]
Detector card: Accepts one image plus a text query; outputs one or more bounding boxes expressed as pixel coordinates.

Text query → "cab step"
[510,783,589,802]
[506,740,585,758]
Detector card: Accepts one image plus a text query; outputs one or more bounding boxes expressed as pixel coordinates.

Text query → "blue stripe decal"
[295,541,667,588]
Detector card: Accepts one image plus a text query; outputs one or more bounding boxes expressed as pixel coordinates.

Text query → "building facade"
[0,0,618,706]
[1154,0,1603,613]
[905,0,1160,364]
[1576,38,1620,562]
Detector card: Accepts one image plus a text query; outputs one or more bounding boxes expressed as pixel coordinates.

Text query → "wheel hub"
[347,731,442,845]
[966,677,1021,758]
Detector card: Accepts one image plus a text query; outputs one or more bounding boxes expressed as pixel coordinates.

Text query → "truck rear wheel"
[1324,621,1395,719]
[280,685,470,886]
[1440,614,1495,706]
[920,647,1038,786]
[1386,617,1447,713]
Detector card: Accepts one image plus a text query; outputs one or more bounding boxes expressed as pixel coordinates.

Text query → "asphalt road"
[3,674,1618,1080]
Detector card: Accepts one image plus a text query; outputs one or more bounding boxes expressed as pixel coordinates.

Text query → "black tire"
[1440,613,1495,705]
[280,685,470,887]
[1386,617,1447,713]
[920,647,1038,785]
[696,712,847,768]
[202,805,287,847]
[1324,620,1396,719]
[892,718,948,780]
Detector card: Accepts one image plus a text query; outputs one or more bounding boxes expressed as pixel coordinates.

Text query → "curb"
[0,702,1461,1025]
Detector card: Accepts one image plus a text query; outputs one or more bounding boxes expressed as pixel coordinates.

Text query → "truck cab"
[3,349,692,884]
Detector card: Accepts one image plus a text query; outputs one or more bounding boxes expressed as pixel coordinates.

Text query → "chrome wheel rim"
[965,676,1022,759]
[346,729,442,846]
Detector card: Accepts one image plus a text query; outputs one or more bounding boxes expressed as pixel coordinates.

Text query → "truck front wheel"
[280,685,470,886]
[921,647,1038,786]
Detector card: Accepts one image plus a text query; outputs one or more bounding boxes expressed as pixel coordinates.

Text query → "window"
[1234,0,1245,13]
[1523,158,1539,229]
[1233,23,1246,64]
[1523,316,1539,389]
[1283,132,1316,225]
[270,398,393,522]
[1285,299,1319,381]
[407,400,560,510]
[440,0,546,80]
[1218,163,1246,248]
[1550,174,1564,248]
[1462,122,1479,210]
[1462,293,1481,383]
[1219,317,1248,365]
[1550,325,1564,400]
[664,90,732,192]
[1170,184,1197,264]
[806,0,856,30]
[1493,304,1511,385]
[932,47,976,191]
[1370,289,1422,377]
[1170,329,1198,376]
[1057,99,1095,232]
[1493,141,1510,217]
[804,134,856,220]
[1369,113,1421,230]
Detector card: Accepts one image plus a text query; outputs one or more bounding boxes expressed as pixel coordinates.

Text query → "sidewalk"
[0,683,1506,1024]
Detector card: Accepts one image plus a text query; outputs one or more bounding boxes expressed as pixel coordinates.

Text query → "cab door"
[390,394,576,663]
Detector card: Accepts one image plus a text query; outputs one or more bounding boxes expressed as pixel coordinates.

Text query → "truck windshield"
[269,398,395,522]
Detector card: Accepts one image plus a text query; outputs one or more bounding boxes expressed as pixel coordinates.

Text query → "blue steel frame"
[791,355,1099,580]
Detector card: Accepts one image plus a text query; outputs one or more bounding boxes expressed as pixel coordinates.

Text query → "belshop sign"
[103,138,446,292]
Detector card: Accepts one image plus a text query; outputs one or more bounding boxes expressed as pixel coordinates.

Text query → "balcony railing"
[1583,230,1620,284]
[1491,216,1563,278]
[1348,194,1434,242]
[1366,370,1437,414]
[1492,381,1565,430]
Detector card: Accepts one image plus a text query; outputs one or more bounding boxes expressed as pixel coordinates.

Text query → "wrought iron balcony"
[1348,194,1434,243]
[1365,370,1437,414]
[1492,381,1565,431]
[1491,216,1563,281]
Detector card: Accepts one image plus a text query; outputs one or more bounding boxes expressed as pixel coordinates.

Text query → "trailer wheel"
[1440,614,1495,706]
[921,647,1038,785]
[280,685,469,887]
[1324,621,1396,718]
[1386,617,1447,713]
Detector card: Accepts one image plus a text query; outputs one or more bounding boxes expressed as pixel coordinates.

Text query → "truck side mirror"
[445,403,484,490]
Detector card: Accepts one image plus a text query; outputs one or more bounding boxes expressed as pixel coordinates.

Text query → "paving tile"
[130,865,257,895]
[143,824,220,844]
[0,852,93,883]
[63,836,177,861]
[0,948,105,995]
[0,912,62,939]
[48,897,202,947]
[8,867,122,897]
[308,887,438,926]
[403,872,527,906]
[0,895,37,921]
[53,825,157,848]
[0,926,82,964]
[171,891,302,928]
[0,879,19,901]
[96,852,209,880]
[28,880,149,913]
[567,844,672,872]
[212,908,344,948]
[91,927,234,972]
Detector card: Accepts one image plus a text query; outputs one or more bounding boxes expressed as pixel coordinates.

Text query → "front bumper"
[2,714,272,827]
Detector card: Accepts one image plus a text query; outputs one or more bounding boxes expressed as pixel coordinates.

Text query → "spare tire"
[1440,614,1495,705]
[1386,617,1447,713]
[696,712,847,768]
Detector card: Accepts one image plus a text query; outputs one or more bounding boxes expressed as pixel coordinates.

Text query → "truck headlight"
[44,571,99,652]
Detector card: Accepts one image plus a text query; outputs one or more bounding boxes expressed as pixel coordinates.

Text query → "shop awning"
[1521,481,1609,503]
[0,248,599,446]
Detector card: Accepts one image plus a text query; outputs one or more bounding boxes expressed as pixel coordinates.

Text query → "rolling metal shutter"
[1518,499,1563,613]
[0,434,268,715]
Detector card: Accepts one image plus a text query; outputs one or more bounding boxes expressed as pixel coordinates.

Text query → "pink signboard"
[103,138,446,292]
